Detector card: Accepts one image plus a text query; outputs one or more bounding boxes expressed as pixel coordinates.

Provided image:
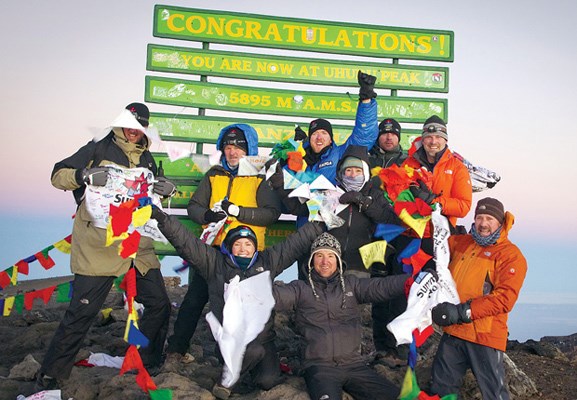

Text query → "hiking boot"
[34,373,59,392]
[161,352,183,373]
[374,351,406,368]
[212,383,232,399]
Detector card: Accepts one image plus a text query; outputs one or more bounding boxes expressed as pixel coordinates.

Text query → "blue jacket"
[295,99,378,227]
[301,99,378,184]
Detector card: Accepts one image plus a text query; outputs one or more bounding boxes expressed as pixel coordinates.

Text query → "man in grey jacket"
[273,232,414,400]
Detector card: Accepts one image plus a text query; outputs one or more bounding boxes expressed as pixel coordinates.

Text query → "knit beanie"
[220,127,248,153]
[307,232,346,306]
[125,102,149,127]
[340,156,364,172]
[378,118,401,139]
[422,115,448,141]
[223,225,257,253]
[308,118,333,140]
[475,197,505,224]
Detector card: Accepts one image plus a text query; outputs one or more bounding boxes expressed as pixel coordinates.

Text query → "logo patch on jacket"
[318,161,333,169]
[509,268,516,274]
[345,291,354,297]
[255,267,264,272]
[444,169,453,175]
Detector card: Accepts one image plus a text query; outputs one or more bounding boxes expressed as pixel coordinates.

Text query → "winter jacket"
[368,144,407,169]
[157,215,325,342]
[187,124,281,250]
[276,99,378,227]
[330,145,401,272]
[273,272,408,369]
[402,139,472,229]
[51,128,159,276]
[301,99,378,185]
[443,211,527,352]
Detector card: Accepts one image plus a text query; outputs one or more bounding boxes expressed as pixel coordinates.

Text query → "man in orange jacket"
[374,115,472,365]
[430,197,527,399]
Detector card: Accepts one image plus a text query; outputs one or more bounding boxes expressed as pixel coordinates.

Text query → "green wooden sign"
[153,6,453,61]
[147,44,448,92]
[145,76,447,122]
[154,216,297,255]
[151,113,419,150]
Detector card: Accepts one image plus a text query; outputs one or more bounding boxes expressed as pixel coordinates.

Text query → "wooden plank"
[153,6,454,61]
[151,113,421,150]
[145,76,447,122]
[147,44,449,92]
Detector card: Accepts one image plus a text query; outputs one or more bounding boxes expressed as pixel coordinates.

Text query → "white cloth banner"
[387,207,460,345]
[84,165,167,243]
[206,271,275,388]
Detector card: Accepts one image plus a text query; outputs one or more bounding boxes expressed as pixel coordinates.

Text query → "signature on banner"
[84,165,167,243]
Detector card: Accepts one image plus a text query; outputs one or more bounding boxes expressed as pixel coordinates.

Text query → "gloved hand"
[204,209,227,224]
[358,70,377,101]
[432,301,472,326]
[153,177,177,197]
[150,205,168,224]
[268,168,284,190]
[79,166,110,186]
[409,180,437,205]
[294,125,307,141]
[221,199,240,217]
[339,191,373,211]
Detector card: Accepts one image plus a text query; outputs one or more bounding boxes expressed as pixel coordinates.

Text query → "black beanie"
[308,118,333,139]
[125,102,149,127]
[220,127,248,153]
[224,225,258,253]
[475,197,505,224]
[378,118,401,139]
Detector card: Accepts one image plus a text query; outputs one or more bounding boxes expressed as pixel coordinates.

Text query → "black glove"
[268,168,284,190]
[153,177,177,197]
[294,125,307,141]
[339,191,373,211]
[432,301,472,326]
[221,199,240,217]
[358,70,377,101]
[409,180,437,205]
[79,166,110,186]
[204,209,227,224]
[150,205,168,224]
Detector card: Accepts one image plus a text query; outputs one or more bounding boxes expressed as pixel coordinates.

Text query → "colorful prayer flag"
[359,240,388,269]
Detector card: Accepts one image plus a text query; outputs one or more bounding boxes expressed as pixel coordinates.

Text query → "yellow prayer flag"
[10,266,18,286]
[132,205,152,227]
[53,238,71,254]
[106,223,129,247]
[358,240,388,269]
[3,296,14,316]
[399,209,431,238]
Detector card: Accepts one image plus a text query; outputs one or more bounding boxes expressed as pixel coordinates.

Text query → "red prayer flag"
[15,260,29,275]
[34,251,55,270]
[119,231,141,259]
[0,271,12,289]
[110,204,133,237]
[413,325,434,347]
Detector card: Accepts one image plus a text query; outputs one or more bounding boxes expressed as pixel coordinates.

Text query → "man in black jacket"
[368,117,407,169]
[273,232,415,400]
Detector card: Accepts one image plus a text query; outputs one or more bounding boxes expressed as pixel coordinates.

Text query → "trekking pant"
[216,338,282,390]
[304,363,399,400]
[40,269,170,379]
[165,270,209,354]
[430,334,510,400]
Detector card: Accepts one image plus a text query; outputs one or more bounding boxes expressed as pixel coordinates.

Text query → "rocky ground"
[1,277,576,400]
